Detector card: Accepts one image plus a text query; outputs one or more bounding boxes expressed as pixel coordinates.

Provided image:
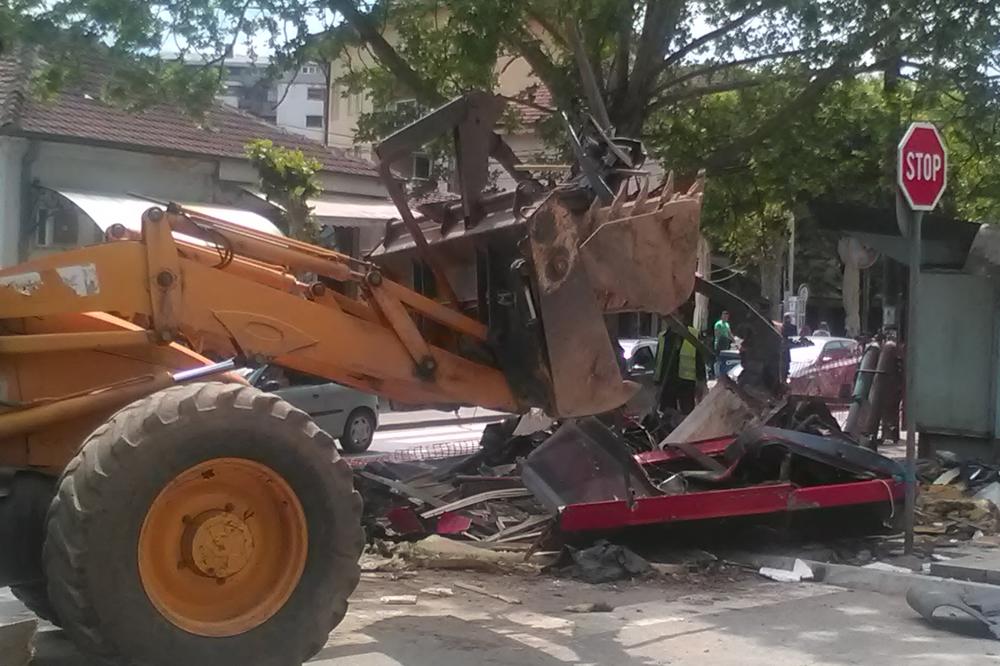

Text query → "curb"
[377,414,505,432]
[725,551,1000,597]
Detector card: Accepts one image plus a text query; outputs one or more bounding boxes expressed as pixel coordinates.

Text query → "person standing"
[654,322,706,416]
[713,310,733,378]
[781,313,798,339]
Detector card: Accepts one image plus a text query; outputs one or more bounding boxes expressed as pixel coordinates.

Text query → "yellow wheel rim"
[138,458,308,637]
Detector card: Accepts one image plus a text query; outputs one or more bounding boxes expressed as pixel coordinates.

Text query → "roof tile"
[0,51,376,177]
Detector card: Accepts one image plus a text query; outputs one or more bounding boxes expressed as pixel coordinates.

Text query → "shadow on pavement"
[311,612,660,666]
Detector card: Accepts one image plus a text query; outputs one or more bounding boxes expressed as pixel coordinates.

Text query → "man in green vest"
[654,318,706,416]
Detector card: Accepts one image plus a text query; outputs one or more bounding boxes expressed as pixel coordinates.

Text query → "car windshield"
[619,338,656,360]
[789,345,823,364]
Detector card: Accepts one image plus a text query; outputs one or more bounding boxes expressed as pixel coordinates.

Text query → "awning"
[54,190,283,236]
[311,196,400,224]
[243,188,399,228]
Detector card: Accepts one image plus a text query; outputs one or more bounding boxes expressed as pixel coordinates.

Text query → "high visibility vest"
[678,326,698,381]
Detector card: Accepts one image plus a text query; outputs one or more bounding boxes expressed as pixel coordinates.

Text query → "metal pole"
[788,212,795,301]
[903,208,923,554]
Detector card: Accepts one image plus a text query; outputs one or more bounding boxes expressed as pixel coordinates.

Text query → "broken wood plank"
[454,581,522,605]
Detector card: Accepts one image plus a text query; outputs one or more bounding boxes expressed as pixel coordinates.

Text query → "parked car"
[787,336,860,401]
[248,365,379,452]
[728,336,860,401]
[620,337,659,417]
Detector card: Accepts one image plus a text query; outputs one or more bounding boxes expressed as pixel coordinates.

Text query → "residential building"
[0,49,396,267]
[189,55,330,143]
[327,39,555,183]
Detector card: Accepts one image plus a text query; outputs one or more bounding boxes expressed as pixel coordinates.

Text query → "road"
[357,407,505,458]
[12,568,999,665]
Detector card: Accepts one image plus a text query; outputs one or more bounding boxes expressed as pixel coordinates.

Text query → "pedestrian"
[654,319,707,417]
[814,321,831,336]
[713,310,733,378]
[800,322,813,336]
[781,313,798,339]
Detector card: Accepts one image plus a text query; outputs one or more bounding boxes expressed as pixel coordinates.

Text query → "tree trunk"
[759,244,784,321]
[693,234,711,334]
[839,237,862,337]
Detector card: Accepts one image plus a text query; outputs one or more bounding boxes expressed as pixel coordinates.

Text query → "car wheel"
[341,408,376,453]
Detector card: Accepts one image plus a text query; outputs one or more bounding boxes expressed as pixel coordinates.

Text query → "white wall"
[275,81,327,143]
[218,158,386,197]
[0,136,27,267]
[33,142,218,201]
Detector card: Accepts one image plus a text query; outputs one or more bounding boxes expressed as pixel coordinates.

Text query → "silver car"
[620,337,659,418]
[249,365,379,453]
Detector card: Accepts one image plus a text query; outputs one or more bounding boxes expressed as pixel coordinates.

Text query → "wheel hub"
[182,510,255,579]
[138,457,308,637]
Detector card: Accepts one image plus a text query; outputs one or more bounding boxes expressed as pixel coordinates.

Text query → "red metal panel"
[633,437,733,465]
[790,479,904,510]
[557,479,904,533]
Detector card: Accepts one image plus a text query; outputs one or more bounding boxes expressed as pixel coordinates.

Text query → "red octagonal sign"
[898,122,948,211]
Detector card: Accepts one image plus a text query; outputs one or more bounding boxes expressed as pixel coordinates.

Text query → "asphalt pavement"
[14,569,1000,665]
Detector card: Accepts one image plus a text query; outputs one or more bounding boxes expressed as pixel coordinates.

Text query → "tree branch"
[607,2,634,101]
[653,49,812,97]
[502,21,572,107]
[649,77,770,111]
[662,1,778,69]
[523,6,569,51]
[703,17,901,171]
[328,0,445,105]
[628,0,684,101]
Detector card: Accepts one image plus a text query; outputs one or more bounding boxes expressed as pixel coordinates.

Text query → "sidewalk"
[378,406,508,431]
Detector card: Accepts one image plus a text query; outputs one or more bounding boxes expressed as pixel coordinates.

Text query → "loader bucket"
[523,176,703,417]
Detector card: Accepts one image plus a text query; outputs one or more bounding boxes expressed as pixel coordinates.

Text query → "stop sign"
[898,122,947,211]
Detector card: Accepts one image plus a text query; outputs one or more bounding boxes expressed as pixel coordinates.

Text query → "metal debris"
[454,581,522,605]
[380,595,418,605]
[758,559,814,583]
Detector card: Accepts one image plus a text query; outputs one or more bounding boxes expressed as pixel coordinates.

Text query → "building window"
[261,115,277,124]
[306,115,324,128]
[390,98,418,115]
[412,153,431,180]
[301,64,318,75]
[307,87,325,101]
[35,204,78,247]
[224,84,242,96]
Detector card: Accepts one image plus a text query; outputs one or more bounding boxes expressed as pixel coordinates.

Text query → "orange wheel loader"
[0,92,702,665]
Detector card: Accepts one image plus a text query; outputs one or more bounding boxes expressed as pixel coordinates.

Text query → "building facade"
[0,50,390,267]
[192,56,330,144]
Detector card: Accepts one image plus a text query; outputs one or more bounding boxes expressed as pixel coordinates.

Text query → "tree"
[4,2,999,172]
[245,139,321,241]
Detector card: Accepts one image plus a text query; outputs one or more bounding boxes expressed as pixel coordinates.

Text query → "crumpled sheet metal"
[907,584,1000,639]
[529,422,904,533]
[520,417,659,512]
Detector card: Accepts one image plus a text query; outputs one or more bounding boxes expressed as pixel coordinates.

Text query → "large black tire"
[10,581,59,624]
[43,382,364,666]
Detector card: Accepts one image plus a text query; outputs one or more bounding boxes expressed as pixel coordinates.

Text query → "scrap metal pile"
[916,456,1000,542]
[355,401,906,548]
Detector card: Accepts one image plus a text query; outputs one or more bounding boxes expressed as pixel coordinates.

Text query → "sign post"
[897,121,947,554]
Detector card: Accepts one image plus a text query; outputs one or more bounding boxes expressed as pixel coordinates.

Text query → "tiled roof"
[510,85,553,125]
[0,51,377,177]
